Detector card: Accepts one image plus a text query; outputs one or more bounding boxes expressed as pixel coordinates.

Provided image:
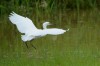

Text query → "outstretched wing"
[9,12,37,34]
[43,28,66,35]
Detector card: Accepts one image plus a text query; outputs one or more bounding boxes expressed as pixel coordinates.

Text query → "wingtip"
[67,28,69,31]
[9,14,11,17]
[12,11,15,14]
[63,28,69,32]
[10,11,16,15]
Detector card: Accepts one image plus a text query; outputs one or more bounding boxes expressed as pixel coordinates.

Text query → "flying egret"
[9,12,69,49]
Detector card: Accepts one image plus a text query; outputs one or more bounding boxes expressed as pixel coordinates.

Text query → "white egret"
[9,12,69,49]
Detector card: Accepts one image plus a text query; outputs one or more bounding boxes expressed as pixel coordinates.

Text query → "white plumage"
[9,12,37,34]
[9,12,69,42]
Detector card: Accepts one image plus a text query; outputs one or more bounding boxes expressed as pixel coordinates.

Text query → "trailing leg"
[31,44,36,49]
[25,42,28,48]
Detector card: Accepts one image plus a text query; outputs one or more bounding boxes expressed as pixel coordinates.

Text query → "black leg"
[25,42,28,48]
[30,40,36,49]
[31,44,36,49]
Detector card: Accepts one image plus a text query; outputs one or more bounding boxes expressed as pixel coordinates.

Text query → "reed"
[0,0,99,16]
[0,0,100,66]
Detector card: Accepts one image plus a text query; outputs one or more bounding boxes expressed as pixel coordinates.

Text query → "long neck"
[43,24,48,29]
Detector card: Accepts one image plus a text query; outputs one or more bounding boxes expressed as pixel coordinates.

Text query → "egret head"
[44,22,51,25]
[43,22,51,29]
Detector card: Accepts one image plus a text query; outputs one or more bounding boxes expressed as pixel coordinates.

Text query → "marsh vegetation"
[0,0,100,66]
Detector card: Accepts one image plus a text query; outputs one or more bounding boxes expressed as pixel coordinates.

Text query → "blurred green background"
[0,0,100,66]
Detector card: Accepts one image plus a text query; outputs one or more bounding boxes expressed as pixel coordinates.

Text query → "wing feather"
[9,12,37,34]
[43,28,66,35]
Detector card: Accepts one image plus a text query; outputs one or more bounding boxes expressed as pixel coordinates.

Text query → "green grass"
[0,9,100,66]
